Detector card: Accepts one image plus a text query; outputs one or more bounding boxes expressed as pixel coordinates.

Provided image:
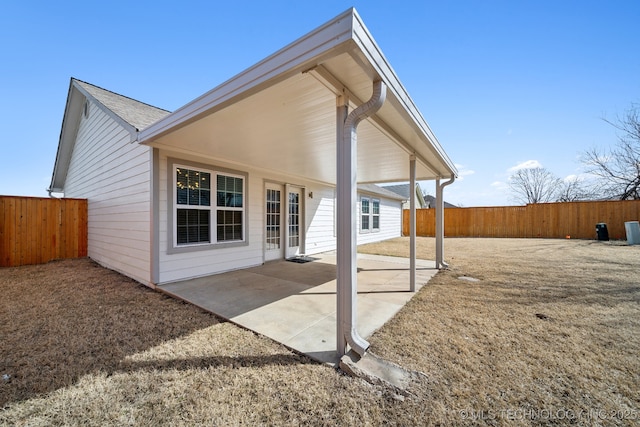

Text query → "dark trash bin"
[596,223,609,241]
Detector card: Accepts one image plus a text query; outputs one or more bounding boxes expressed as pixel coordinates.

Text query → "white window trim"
[360,196,380,233]
[167,158,249,254]
[372,198,380,231]
[174,164,214,247]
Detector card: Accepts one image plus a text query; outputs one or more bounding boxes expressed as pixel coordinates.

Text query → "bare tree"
[582,103,640,200]
[509,167,563,204]
[555,176,599,202]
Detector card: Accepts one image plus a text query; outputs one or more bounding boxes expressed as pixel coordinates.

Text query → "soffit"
[140,8,457,185]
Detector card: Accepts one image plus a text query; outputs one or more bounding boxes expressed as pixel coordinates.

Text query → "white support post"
[335,95,351,357]
[336,81,386,358]
[435,176,455,269]
[409,155,416,292]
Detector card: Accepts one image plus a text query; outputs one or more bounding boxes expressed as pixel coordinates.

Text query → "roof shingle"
[74,79,170,131]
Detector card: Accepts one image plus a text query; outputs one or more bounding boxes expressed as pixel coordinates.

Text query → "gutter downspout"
[435,175,455,269]
[409,155,417,292]
[337,79,387,357]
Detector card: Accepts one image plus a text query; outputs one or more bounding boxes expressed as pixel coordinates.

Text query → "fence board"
[0,196,88,267]
[403,200,640,240]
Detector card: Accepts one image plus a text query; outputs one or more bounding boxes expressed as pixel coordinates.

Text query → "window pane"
[217,208,243,241]
[177,168,188,205]
[217,175,243,208]
[201,189,210,206]
[201,172,210,190]
[373,216,380,229]
[177,208,209,245]
[372,200,380,214]
[233,225,242,240]
[189,188,199,205]
[199,224,210,242]
[362,216,369,230]
[177,168,210,206]
[361,198,370,214]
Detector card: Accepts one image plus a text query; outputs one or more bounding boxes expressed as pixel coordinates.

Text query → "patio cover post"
[435,176,455,269]
[336,80,387,358]
[409,155,417,292]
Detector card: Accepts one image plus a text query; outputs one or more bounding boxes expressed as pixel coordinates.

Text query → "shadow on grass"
[119,353,310,373]
[0,259,314,408]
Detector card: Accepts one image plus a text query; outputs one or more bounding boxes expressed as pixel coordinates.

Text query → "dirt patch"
[0,259,220,406]
[1,238,639,425]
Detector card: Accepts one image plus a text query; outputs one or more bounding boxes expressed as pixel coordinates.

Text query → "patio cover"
[138,8,457,358]
[137,8,456,184]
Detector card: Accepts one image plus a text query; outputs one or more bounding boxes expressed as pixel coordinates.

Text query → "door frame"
[264,182,284,262]
[263,182,305,261]
[285,184,304,258]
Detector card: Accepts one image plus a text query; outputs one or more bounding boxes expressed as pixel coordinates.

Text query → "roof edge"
[50,78,150,193]
[49,78,83,193]
[138,8,358,144]
[349,13,458,178]
[72,79,138,137]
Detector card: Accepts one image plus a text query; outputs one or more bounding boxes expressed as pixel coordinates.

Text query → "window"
[216,175,244,242]
[372,199,380,230]
[360,197,380,232]
[361,197,370,231]
[176,168,211,244]
[173,163,245,247]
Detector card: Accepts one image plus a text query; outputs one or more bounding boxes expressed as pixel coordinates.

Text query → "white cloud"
[507,160,542,173]
[454,163,475,181]
[490,181,508,190]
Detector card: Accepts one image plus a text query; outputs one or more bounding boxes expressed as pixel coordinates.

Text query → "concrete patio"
[159,253,438,366]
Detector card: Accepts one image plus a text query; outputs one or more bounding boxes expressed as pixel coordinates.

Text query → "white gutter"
[336,79,387,357]
[409,156,417,291]
[436,176,455,268]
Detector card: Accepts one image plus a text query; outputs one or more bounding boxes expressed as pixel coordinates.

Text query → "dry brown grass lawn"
[1,238,639,426]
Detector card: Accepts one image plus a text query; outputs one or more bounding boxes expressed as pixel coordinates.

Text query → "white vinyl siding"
[157,150,402,284]
[159,153,259,283]
[64,102,151,285]
[356,197,402,245]
[168,160,247,253]
[359,197,380,233]
[303,186,337,255]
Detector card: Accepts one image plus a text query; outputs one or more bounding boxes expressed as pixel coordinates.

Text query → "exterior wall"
[157,150,402,284]
[357,197,403,245]
[303,186,337,255]
[64,102,151,285]
[158,151,263,283]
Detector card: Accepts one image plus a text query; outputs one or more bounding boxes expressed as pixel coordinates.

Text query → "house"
[383,184,458,209]
[382,183,429,209]
[49,77,404,283]
[49,8,457,356]
[423,194,458,208]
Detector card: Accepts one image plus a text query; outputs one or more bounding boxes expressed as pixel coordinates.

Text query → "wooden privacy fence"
[0,196,88,267]
[403,200,640,240]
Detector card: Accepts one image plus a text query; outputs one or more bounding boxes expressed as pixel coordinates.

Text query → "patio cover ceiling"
[138,8,457,185]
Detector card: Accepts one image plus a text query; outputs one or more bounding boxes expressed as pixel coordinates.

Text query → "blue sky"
[1,0,638,206]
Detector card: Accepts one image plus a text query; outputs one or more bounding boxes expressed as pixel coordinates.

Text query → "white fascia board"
[138,8,358,144]
[349,11,458,178]
[49,82,83,192]
[49,79,140,193]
